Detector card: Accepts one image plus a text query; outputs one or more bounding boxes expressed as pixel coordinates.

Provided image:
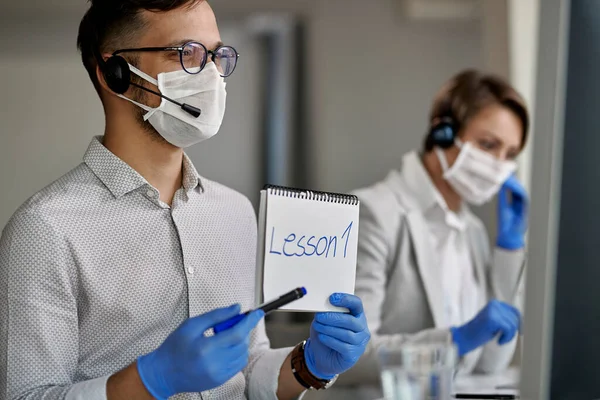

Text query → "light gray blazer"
[306,152,525,400]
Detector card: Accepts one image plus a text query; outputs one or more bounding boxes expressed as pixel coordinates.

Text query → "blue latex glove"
[450,300,520,357]
[497,175,529,250]
[136,304,264,400]
[304,293,371,379]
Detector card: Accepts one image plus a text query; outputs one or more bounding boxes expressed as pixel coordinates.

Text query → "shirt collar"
[182,152,203,193]
[400,151,442,211]
[400,151,467,231]
[83,136,203,198]
[84,136,149,198]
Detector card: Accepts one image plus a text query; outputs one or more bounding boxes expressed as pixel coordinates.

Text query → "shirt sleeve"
[0,212,107,400]
[474,247,525,375]
[489,248,526,309]
[352,196,391,334]
[245,321,295,400]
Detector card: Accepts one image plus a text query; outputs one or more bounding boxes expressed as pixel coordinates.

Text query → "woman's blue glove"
[450,300,520,356]
[304,293,371,379]
[136,304,264,400]
[497,175,529,250]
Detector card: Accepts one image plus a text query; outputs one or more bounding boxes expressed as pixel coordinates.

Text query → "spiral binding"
[264,184,359,205]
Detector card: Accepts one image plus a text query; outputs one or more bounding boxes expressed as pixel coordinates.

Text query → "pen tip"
[300,287,307,296]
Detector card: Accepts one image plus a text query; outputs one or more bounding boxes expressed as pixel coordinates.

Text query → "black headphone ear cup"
[429,121,456,149]
[103,56,131,94]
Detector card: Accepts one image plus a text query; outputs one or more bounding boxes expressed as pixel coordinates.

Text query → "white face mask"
[118,62,227,148]
[435,139,517,206]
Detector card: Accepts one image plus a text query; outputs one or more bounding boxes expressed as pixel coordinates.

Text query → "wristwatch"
[291,341,338,390]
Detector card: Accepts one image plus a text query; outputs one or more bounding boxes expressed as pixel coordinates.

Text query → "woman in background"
[318,69,529,399]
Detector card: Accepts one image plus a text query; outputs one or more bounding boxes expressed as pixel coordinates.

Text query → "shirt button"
[146,190,155,198]
[187,267,195,275]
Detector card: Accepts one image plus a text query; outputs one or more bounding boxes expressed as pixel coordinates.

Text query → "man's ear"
[96,63,110,93]
[95,53,114,94]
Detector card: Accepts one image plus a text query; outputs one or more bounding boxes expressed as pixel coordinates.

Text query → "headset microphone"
[96,51,202,118]
[129,81,201,118]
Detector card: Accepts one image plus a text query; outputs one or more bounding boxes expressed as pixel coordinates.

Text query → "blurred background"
[0,0,538,348]
[5,1,600,397]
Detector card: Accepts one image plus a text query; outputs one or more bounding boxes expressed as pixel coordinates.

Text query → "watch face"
[323,374,339,390]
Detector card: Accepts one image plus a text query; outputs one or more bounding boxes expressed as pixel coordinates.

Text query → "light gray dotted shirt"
[0,136,291,400]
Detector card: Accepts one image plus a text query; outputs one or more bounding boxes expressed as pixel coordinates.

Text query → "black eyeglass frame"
[112,41,240,77]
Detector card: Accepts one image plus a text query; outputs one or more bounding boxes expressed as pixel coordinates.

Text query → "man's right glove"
[137,304,264,400]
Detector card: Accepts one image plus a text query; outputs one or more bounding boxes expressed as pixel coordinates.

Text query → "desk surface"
[368,369,520,400]
[453,368,520,398]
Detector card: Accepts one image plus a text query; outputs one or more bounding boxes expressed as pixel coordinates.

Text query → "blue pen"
[214,287,307,334]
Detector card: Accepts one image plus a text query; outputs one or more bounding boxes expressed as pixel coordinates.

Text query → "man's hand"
[136,304,264,399]
[304,294,371,379]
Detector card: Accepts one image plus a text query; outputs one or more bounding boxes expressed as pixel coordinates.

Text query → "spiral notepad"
[255,185,360,312]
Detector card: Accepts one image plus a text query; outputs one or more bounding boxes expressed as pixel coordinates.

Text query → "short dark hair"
[77,0,203,95]
[423,69,530,152]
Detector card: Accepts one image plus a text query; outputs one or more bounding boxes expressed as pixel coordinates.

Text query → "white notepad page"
[256,188,360,312]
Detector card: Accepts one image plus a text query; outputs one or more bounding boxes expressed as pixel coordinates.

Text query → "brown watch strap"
[290,341,331,390]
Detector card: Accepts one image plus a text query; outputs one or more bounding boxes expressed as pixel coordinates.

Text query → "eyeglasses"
[113,41,239,77]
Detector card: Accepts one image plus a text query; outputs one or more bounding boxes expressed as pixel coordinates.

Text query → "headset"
[427,116,458,149]
[93,40,201,117]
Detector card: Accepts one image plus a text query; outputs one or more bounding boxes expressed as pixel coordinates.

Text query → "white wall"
[0,0,484,227]
[0,11,103,228]
[508,0,541,193]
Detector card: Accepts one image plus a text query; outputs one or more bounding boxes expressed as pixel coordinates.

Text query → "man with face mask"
[0,1,371,399]
[318,69,528,399]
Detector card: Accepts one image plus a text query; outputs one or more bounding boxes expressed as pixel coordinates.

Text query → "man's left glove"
[304,293,371,379]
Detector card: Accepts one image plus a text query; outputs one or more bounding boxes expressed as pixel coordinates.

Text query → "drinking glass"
[377,343,458,400]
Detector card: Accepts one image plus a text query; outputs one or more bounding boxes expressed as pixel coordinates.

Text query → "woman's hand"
[497,175,528,250]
